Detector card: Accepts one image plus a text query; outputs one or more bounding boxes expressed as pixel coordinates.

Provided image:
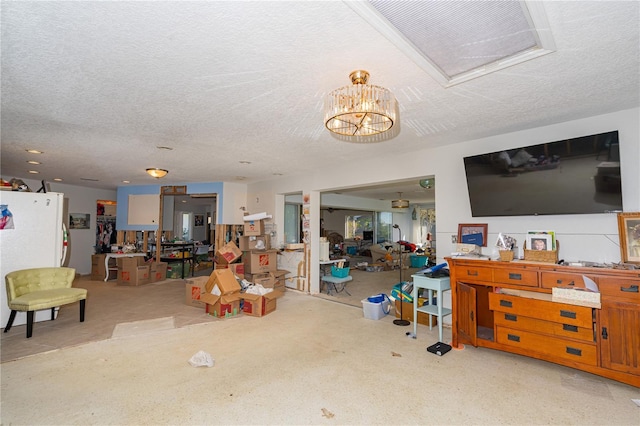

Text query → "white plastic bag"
[188,350,215,368]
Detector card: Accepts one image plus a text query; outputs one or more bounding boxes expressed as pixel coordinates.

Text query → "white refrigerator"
[0,191,67,328]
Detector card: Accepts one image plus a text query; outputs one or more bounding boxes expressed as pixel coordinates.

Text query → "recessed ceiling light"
[181,200,187,203]
[26,149,43,154]
[28,170,39,174]
[27,160,41,165]
[53,178,63,182]
[122,180,130,184]
[239,161,251,165]
[157,146,173,151]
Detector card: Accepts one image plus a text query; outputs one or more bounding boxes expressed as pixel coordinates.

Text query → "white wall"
[9,178,117,275]
[248,108,640,278]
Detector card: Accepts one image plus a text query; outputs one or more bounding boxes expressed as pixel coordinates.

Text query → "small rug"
[111,317,176,338]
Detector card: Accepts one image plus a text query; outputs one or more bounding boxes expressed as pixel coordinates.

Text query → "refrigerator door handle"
[61,223,69,266]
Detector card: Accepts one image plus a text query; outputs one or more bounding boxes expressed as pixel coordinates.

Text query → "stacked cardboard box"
[214,241,242,270]
[201,268,242,318]
[117,257,150,286]
[191,266,280,318]
[149,261,168,283]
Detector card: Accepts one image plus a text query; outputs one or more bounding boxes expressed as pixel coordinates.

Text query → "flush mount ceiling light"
[325,70,397,137]
[391,192,409,209]
[419,178,434,189]
[146,168,168,179]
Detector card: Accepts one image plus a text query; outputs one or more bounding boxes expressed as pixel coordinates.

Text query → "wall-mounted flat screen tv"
[463,131,622,217]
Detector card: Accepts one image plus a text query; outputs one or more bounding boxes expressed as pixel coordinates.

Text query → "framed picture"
[617,212,640,264]
[526,234,552,251]
[528,230,556,249]
[458,223,488,247]
[69,213,90,229]
[194,214,204,227]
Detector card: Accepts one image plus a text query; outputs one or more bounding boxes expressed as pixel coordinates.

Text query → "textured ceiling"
[1,1,639,204]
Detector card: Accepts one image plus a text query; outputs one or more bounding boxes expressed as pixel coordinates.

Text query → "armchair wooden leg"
[26,311,34,338]
[51,307,56,320]
[79,299,85,322]
[4,310,17,333]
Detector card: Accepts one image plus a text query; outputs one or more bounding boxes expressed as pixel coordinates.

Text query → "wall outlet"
[451,235,457,243]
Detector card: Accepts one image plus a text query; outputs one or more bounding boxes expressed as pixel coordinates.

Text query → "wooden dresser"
[446,257,640,387]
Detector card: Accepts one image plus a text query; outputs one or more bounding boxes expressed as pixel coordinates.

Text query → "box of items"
[214,241,242,265]
[205,268,241,296]
[185,276,208,308]
[116,257,150,286]
[242,292,278,317]
[239,235,271,251]
[244,219,265,236]
[249,269,287,296]
[243,249,278,274]
[201,293,241,318]
[166,262,190,279]
[149,261,168,283]
[91,254,107,280]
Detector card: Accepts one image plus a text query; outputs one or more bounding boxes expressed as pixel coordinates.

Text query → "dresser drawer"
[489,293,593,328]
[457,266,492,282]
[540,271,595,290]
[597,277,640,302]
[493,268,538,287]
[496,326,597,366]
[494,311,595,342]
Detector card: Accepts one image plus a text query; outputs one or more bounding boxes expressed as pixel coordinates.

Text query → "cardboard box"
[91,254,106,280]
[202,293,241,318]
[243,249,278,274]
[239,235,271,251]
[185,276,208,308]
[149,261,168,282]
[394,300,438,326]
[245,269,289,297]
[205,268,241,295]
[244,219,265,236]
[242,292,278,317]
[118,265,151,286]
[214,241,242,265]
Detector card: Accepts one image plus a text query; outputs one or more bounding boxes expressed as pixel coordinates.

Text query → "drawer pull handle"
[507,334,520,342]
[505,314,517,322]
[467,270,478,276]
[621,284,639,293]
[508,273,522,280]
[556,279,575,286]
[500,300,513,308]
[566,347,582,357]
[562,324,578,332]
[560,310,576,319]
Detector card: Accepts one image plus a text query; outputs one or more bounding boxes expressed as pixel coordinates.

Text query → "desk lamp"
[393,224,410,326]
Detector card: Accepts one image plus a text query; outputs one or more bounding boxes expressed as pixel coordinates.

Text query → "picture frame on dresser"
[617,212,640,263]
[457,223,488,247]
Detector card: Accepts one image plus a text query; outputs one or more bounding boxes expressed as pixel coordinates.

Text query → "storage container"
[410,255,427,268]
[361,298,390,320]
[331,266,350,278]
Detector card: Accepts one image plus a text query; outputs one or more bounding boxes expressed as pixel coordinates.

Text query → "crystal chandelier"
[324,70,397,137]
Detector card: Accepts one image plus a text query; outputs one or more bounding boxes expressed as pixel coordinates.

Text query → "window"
[376,212,393,243]
[284,204,301,243]
[345,214,373,239]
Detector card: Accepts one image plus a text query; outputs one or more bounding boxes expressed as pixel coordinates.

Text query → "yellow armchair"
[4,267,87,338]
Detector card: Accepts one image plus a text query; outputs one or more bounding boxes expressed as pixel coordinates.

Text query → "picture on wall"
[69,213,90,229]
[194,214,204,227]
[617,212,640,264]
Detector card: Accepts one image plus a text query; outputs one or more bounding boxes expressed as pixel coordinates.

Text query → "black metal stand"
[393,224,410,326]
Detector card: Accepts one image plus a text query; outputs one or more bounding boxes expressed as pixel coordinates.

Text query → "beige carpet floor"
[1,271,638,425]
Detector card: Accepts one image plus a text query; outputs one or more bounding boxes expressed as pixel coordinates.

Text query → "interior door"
[458,282,477,346]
